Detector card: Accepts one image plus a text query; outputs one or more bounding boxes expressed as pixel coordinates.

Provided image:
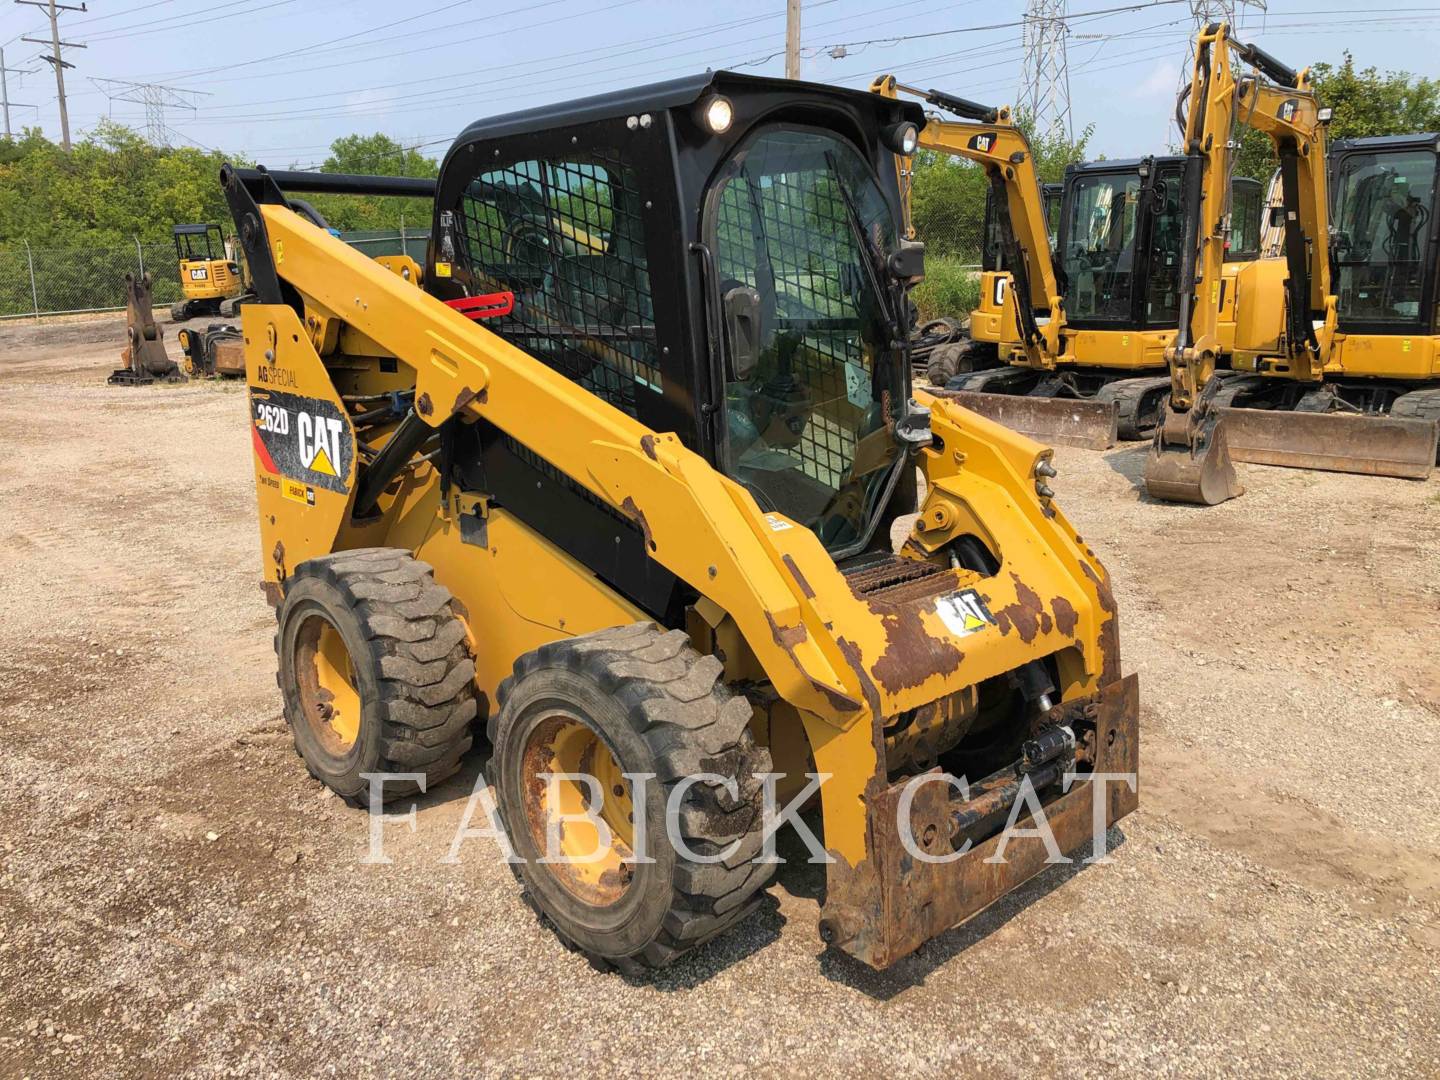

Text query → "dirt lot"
[1,313,1437,1077]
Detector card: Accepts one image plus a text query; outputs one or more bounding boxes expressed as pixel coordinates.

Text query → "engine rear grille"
[842,553,950,598]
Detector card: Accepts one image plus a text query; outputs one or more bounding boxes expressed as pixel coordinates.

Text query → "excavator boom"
[1145,23,1437,501]
[873,75,1120,448]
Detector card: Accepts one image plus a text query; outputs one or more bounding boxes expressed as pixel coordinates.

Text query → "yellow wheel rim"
[295,614,363,754]
[521,716,636,907]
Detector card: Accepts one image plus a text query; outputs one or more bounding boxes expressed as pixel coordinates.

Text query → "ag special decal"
[250,389,355,494]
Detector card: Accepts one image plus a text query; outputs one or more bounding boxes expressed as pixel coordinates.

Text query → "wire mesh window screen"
[455,152,660,419]
[712,153,875,490]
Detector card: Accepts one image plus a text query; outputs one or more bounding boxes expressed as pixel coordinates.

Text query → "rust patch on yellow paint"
[782,554,815,598]
[619,496,654,551]
[868,602,963,695]
[1051,595,1079,637]
[993,572,1045,643]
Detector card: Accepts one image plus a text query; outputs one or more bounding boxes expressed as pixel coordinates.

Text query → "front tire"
[490,624,774,971]
[276,548,478,804]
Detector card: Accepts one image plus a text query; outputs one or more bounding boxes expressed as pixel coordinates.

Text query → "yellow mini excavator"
[873,75,1263,450]
[226,72,1138,972]
[1144,24,1439,503]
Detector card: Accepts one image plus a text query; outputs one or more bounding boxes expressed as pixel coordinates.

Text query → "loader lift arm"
[1143,23,1331,503]
[871,75,1062,367]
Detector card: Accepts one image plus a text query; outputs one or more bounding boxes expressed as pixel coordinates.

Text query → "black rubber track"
[276,548,477,805]
[1094,376,1173,440]
[1391,388,1440,463]
[489,623,775,972]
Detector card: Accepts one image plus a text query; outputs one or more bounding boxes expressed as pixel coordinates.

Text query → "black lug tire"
[169,301,190,322]
[489,623,774,972]
[926,340,977,387]
[276,548,478,805]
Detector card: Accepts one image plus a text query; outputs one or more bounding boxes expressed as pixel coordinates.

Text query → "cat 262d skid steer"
[225,71,1137,972]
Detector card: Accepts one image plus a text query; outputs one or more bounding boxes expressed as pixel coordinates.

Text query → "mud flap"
[927,389,1120,449]
[820,675,1139,969]
[1219,407,1437,480]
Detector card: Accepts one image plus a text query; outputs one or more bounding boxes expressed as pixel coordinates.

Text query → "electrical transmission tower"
[1018,0,1073,142]
[90,77,210,146]
[1178,0,1267,90]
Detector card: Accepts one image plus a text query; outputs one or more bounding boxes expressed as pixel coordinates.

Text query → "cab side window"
[454,152,661,418]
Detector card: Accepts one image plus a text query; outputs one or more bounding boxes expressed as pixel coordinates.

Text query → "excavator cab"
[1329,134,1438,335]
[1057,159,1260,348]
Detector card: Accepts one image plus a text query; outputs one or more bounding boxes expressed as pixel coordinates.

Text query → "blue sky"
[0,0,1435,166]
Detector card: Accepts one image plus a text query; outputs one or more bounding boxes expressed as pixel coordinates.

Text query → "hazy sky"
[0,0,1435,166]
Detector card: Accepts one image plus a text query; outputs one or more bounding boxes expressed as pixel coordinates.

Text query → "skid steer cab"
[223,69,1137,972]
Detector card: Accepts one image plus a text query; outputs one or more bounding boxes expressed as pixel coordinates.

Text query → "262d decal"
[250,389,355,494]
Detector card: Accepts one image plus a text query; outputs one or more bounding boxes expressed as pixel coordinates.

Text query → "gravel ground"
[0,313,1437,1077]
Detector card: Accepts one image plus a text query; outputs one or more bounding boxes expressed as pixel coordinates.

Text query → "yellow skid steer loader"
[227,72,1138,972]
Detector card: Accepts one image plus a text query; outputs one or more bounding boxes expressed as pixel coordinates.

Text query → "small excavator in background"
[1144,23,1439,503]
[873,75,1263,448]
[170,222,254,321]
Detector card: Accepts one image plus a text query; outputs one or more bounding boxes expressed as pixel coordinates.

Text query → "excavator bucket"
[1143,407,1244,505]
[1219,407,1437,480]
[109,273,184,386]
[928,388,1120,449]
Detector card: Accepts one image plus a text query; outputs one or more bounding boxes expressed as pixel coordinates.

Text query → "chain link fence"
[0,230,431,320]
[911,212,986,269]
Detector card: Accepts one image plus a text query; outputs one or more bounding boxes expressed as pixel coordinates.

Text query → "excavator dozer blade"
[1218,407,1438,480]
[1142,413,1245,505]
[930,389,1119,449]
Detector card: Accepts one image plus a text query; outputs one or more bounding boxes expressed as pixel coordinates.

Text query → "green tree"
[1231,52,1440,181]
[909,117,1091,261]
[310,132,440,232]
[0,120,236,245]
[1311,52,1440,140]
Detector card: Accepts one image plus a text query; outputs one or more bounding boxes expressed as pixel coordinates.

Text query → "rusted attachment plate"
[822,674,1139,969]
[929,389,1120,450]
[1219,407,1437,480]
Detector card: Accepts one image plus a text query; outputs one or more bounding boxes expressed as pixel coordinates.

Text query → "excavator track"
[1093,376,1173,440]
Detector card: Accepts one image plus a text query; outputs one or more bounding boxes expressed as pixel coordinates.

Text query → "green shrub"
[911,255,979,324]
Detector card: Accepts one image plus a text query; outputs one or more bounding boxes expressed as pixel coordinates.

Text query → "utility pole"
[17,0,87,151]
[784,0,801,80]
[1,47,36,139]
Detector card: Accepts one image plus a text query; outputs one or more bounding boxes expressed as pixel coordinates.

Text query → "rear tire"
[489,623,774,971]
[169,301,191,322]
[276,548,477,805]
